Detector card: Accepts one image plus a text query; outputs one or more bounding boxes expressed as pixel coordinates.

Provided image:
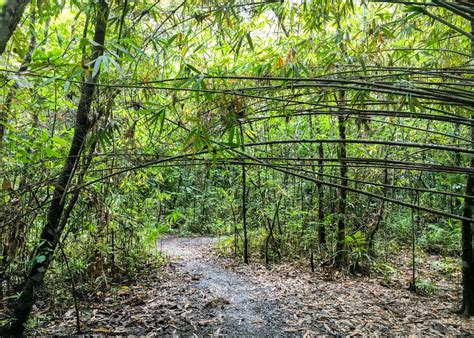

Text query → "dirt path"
[157,237,474,336]
[42,236,474,335]
[158,236,302,335]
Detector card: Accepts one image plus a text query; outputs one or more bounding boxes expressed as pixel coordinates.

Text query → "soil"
[37,236,474,335]
[158,236,303,335]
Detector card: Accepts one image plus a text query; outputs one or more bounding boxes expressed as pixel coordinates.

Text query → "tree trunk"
[454,124,462,213]
[239,122,249,264]
[459,11,474,318]
[461,164,474,315]
[367,167,388,255]
[0,0,29,55]
[335,90,348,267]
[317,123,325,244]
[2,1,109,334]
[308,113,326,246]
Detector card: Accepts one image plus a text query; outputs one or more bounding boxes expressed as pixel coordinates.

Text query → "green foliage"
[419,221,461,255]
[373,262,399,283]
[385,212,460,256]
[0,0,471,329]
[431,256,459,278]
[415,279,437,296]
[344,231,371,272]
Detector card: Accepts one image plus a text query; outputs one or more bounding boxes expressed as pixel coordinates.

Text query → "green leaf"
[404,5,425,14]
[36,255,47,263]
[185,63,201,74]
[110,43,132,57]
[157,109,166,138]
[166,33,179,46]
[358,56,367,75]
[63,80,71,92]
[56,28,63,46]
[89,39,101,47]
[246,32,254,51]
[91,55,104,78]
[79,38,89,48]
[102,55,110,73]
[227,125,235,145]
[108,56,126,77]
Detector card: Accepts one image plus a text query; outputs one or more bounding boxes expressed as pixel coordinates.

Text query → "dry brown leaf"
[92,327,112,333]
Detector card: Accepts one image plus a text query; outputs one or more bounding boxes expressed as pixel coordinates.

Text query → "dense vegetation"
[0,0,473,334]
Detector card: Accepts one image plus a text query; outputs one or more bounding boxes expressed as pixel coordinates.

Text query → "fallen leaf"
[92,327,112,333]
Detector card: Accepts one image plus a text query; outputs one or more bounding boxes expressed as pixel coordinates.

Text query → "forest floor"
[39,236,474,335]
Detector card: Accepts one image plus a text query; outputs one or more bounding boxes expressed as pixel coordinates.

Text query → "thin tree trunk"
[0,0,29,55]
[308,115,315,268]
[2,1,109,334]
[368,167,388,255]
[317,122,325,244]
[454,124,462,213]
[335,16,349,267]
[335,90,348,267]
[265,195,282,266]
[239,122,249,264]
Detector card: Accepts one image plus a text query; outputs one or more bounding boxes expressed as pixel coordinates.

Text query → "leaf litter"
[35,237,474,335]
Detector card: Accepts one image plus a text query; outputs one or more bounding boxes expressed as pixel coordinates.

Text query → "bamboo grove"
[0,0,473,333]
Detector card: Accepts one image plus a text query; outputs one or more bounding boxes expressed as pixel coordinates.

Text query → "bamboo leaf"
[246,32,254,51]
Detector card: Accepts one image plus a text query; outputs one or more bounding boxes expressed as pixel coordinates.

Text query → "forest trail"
[158,236,297,335]
[44,237,473,335]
